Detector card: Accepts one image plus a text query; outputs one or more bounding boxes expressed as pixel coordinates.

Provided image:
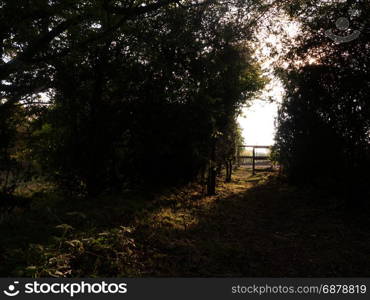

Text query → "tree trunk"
[226,160,232,182]
[207,140,217,196]
[207,161,217,196]
[225,159,232,182]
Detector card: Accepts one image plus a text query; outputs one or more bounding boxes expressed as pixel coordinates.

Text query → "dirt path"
[1,168,370,277]
[135,168,370,276]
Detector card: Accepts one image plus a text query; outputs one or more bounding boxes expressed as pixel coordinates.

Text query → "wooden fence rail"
[238,145,272,175]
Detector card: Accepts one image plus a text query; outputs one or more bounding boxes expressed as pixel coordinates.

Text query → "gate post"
[252,147,256,175]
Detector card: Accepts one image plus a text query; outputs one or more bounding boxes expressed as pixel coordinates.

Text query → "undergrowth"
[1,170,370,277]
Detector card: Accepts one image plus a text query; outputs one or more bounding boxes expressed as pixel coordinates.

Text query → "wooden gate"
[237,145,273,175]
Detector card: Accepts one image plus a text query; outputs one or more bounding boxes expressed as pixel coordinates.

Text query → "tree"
[276,0,370,202]
[2,0,268,196]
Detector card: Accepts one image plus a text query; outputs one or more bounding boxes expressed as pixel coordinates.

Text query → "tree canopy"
[1,0,267,196]
[276,0,370,200]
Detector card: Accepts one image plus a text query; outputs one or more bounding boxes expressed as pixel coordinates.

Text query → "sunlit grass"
[2,168,370,277]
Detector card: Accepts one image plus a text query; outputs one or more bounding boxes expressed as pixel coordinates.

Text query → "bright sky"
[238,79,284,146]
[238,101,277,146]
[238,13,299,146]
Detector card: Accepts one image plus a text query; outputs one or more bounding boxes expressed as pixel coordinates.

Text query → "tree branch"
[0,15,83,80]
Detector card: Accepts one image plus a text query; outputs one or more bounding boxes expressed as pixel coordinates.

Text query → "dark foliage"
[0,1,265,196]
[276,0,370,201]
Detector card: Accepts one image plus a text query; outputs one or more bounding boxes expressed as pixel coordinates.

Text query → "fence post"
[252,147,256,175]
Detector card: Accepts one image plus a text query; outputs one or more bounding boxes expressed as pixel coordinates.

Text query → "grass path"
[135,169,370,276]
[1,168,370,277]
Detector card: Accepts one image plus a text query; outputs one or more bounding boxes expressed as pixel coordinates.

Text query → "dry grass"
[1,168,370,277]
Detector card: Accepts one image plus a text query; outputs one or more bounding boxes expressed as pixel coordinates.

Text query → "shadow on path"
[136,169,370,276]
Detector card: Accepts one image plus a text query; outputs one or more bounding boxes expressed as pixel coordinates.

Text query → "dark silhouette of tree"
[276,0,370,203]
[0,1,266,196]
